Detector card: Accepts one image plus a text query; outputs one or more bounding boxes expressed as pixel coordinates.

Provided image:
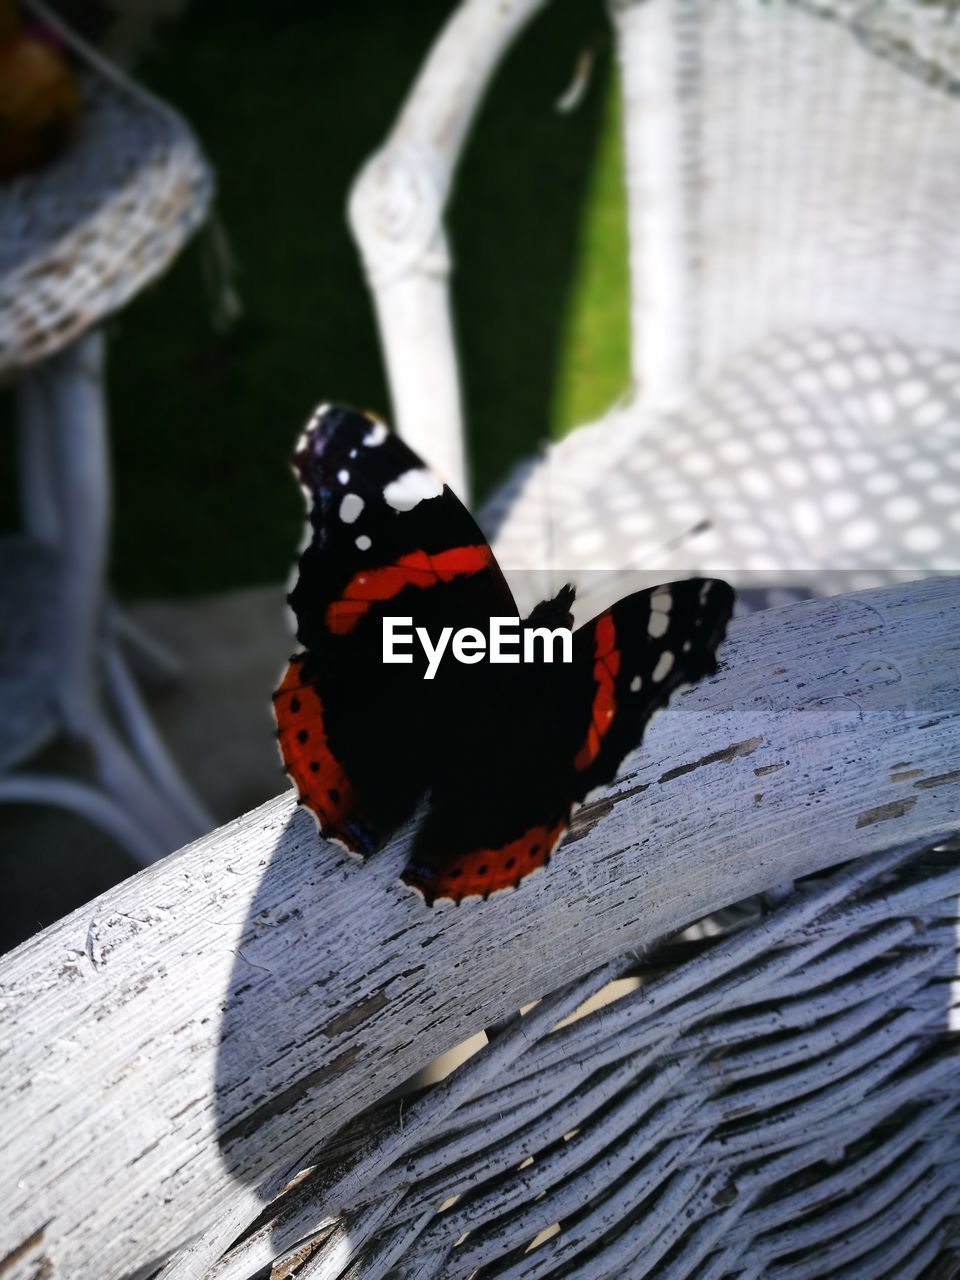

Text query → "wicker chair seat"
[192,839,960,1280]
[481,328,960,618]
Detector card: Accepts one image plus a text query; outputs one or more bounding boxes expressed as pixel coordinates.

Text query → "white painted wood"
[347,0,550,500]
[1,576,958,1280]
[613,0,960,383]
[613,0,694,401]
[350,0,960,510]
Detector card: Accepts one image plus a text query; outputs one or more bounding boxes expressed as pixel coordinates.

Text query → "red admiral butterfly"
[275,405,734,906]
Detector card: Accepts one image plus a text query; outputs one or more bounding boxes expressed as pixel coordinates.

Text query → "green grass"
[3,0,629,597]
[552,73,630,433]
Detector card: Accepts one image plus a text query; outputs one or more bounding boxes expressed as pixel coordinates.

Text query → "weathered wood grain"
[1,576,958,1280]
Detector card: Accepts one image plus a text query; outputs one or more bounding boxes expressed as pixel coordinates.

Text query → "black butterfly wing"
[401,578,734,904]
[275,404,517,854]
[567,577,735,802]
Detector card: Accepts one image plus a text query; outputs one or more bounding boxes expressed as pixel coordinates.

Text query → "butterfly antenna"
[645,518,711,563]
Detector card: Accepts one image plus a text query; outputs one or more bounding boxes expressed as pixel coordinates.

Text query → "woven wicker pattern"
[480,329,960,620]
[647,0,960,386]
[191,838,960,1280]
[0,65,211,379]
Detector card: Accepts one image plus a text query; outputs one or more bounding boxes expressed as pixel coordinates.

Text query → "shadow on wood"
[0,578,958,1279]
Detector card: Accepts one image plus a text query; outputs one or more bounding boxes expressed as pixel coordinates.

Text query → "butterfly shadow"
[210,788,588,1256]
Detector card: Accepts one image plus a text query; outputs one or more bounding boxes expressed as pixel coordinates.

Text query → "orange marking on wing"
[326,599,368,633]
[574,612,621,771]
[402,817,569,905]
[273,656,369,852]
[325,544,495,634]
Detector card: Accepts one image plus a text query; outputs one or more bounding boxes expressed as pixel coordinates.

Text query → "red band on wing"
[273,655,374,854]
[402,816,569,906]
[325,545,495,634]
[574,612,621,771]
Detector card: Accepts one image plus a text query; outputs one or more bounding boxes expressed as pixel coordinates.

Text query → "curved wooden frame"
[2,576,958,1279]
[348,0,550,499]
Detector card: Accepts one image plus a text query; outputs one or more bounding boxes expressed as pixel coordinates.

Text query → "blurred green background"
[6,0,629,597]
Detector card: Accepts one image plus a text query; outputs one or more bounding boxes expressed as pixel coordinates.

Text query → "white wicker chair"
[348,0,960,623]
[1,577,958,1279]
[2,5,960,1278]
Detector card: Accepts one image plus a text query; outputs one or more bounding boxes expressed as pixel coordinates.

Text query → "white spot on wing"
[650,588,672,613]
[384,468,444,512]
[652,651,674,683]
[338,469,350,484]
[355,534,372,551]
[364,421,388,447]
[339,494,364,524]
[630,675,642,692]
[647,611,669,639]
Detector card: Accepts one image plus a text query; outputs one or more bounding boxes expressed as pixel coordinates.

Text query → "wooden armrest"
[347,0,550,498]
[2,576,958,1279]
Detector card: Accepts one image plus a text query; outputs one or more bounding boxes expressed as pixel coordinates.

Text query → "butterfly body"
[275,405,735,905]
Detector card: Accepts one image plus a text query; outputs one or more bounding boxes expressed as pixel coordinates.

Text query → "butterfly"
[274,405,735,906]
